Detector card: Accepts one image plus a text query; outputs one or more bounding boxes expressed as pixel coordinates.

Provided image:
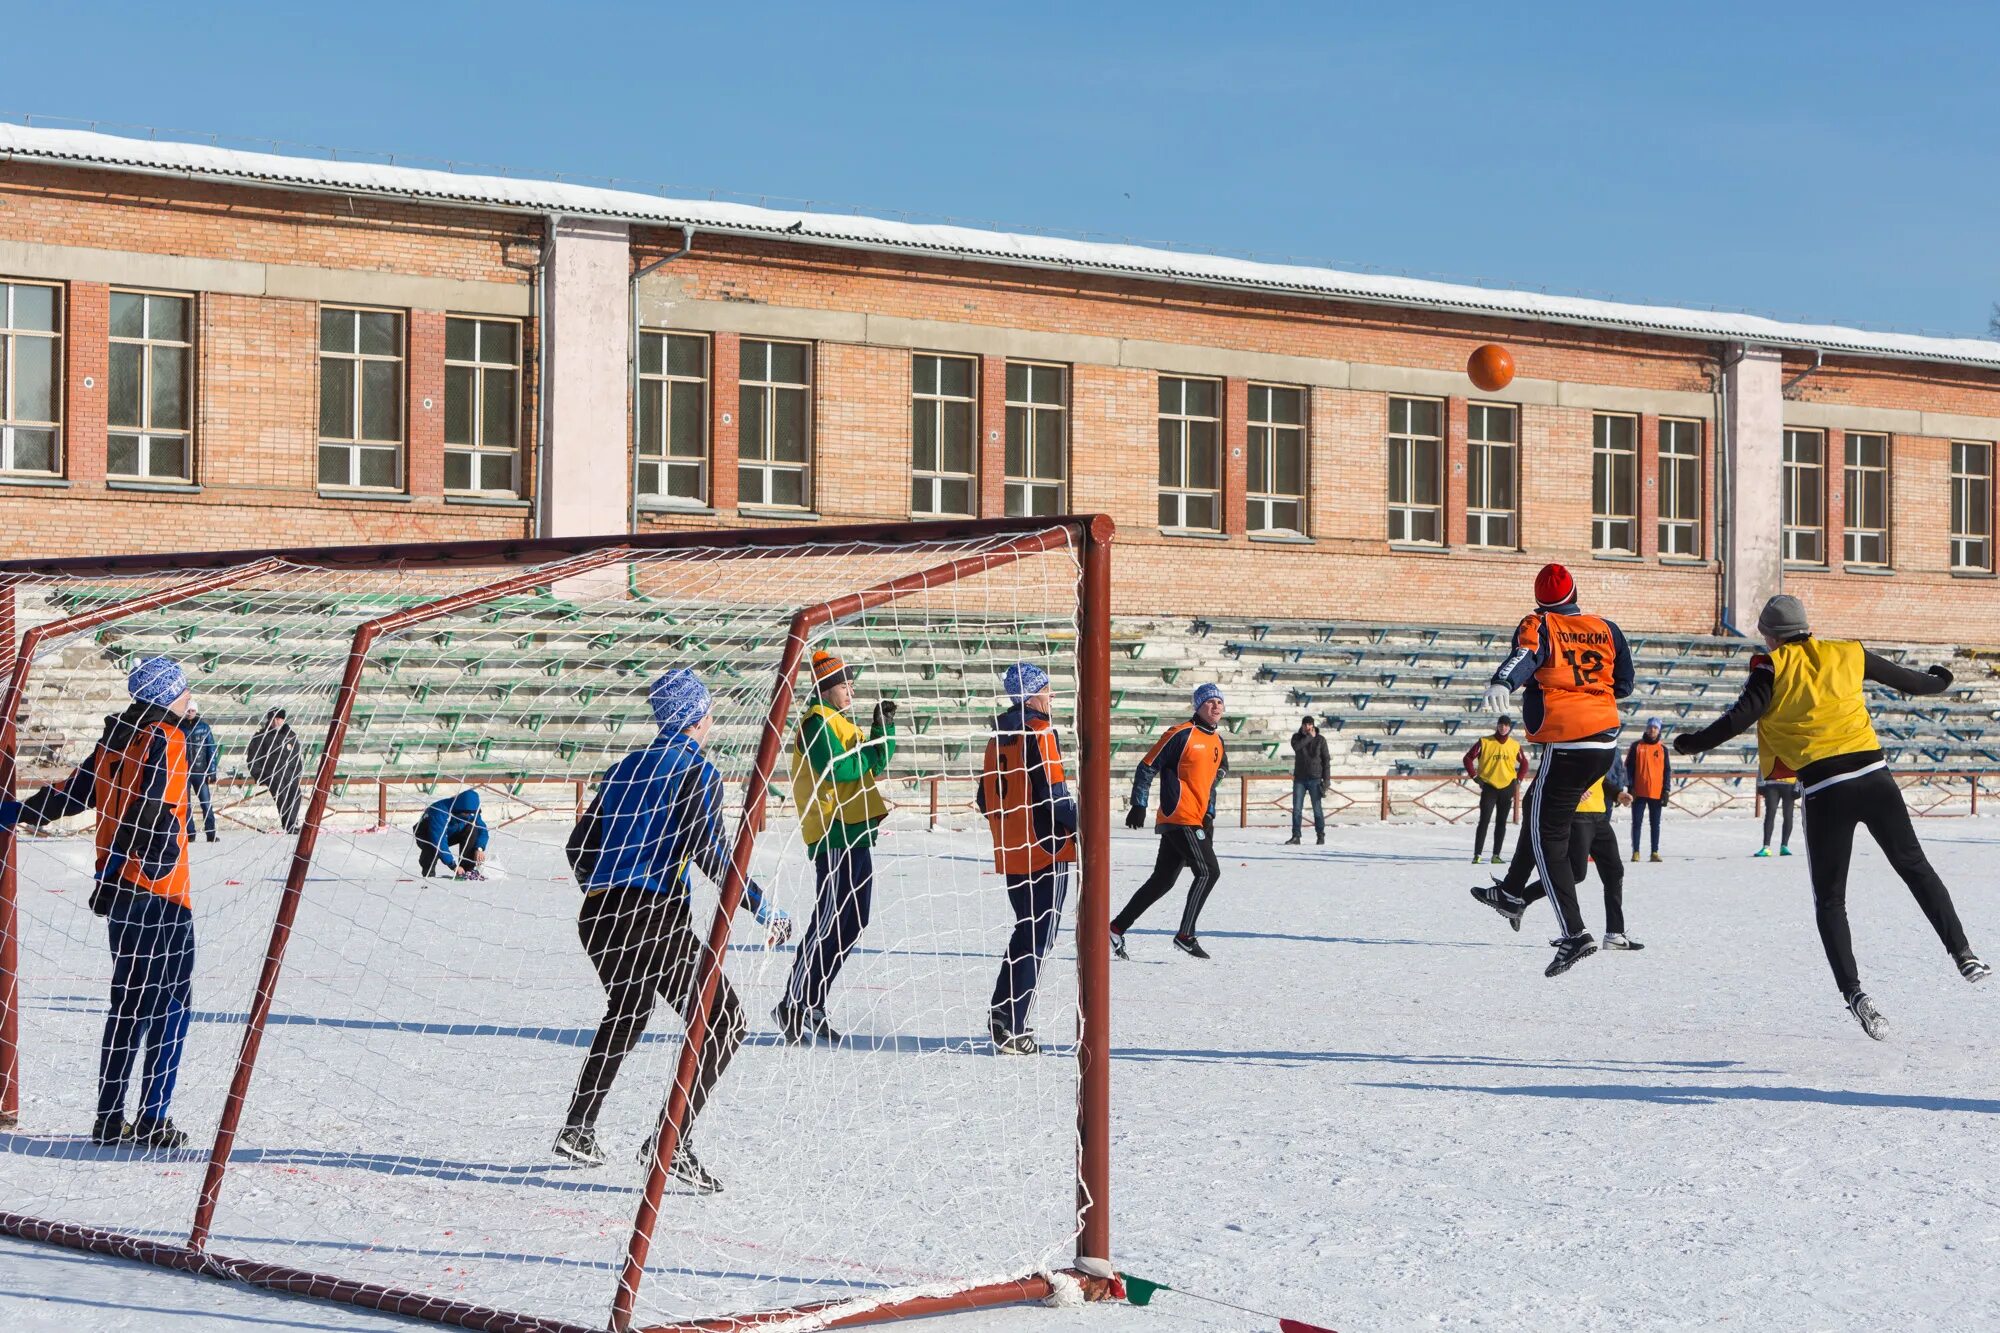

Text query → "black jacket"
[246,715,303,787]
[1290,727,1331,782]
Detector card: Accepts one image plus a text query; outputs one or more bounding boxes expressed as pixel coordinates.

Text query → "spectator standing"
[1626,718,1672,862]
[184,703,220,843]
[1287,715,1331,845]
[245,707,304,834]
[1757,773,1799,857]
[1462,715,1526,865]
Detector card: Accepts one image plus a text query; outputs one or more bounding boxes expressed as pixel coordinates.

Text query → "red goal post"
[0,515,1117,1333]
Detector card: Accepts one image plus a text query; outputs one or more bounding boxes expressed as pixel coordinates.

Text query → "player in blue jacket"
[414,790,488,880]
[553,668,789,1191]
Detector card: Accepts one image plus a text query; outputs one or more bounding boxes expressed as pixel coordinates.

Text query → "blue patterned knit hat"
[1002,662,1050,702]
[127,656,189,707]
[1192,682,1225,712]
[649,668,712,731]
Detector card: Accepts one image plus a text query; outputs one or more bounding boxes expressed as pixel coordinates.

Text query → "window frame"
[107,287,196,485]
[443,315,523,498]
[1589,412,1639,555]
[1464,401,1518,550]
[636,330,711,508]
[1003,360,1069,518]
[0,279,63,478]
[737,337,813,511]
[1842,431,1891,568]
[1781,427,1827,566]
[1157,375,1223,533]
[1949,439,1993,573]
[1246,382,1307,537]
[910,352,978,519]
[1386,395,1445,547]
[1656,416,1704,559]
[317,304,408,493]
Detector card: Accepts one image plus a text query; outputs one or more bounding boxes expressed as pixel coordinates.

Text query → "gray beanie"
[1757,594,1809,640]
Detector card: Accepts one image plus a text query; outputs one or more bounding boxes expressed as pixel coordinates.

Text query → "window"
[1950,441,1992,572]
[1843,432,1890,567]
[109,290,193,483]
[0,281,61,476]
[444,317,520,495]
[1658,418,1702,558]
[319,307,405,490]
[1465,403,1517,548]
[1157,376,1221,531]
[1386,397,1443,545]
[1590,413,1638,554]
[738,339,811,509]
[1247,384,1306,535]
[911,354,976,517]
[1781,428,1826,564]
[638,332,708,505]
[1004,362,1067,517]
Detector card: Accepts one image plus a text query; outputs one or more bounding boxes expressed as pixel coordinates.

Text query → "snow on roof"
[7,121,2000,372]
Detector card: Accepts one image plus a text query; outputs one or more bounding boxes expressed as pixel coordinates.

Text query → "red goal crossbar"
[0,515,1117,1331]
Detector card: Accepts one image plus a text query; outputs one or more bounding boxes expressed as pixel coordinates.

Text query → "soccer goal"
[0,516,1115,1332]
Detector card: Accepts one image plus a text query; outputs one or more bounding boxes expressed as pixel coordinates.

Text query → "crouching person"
[0,657,200,1149]
[415,789,488,880]
[553,668,787,1192]
[977,663,1077,1055]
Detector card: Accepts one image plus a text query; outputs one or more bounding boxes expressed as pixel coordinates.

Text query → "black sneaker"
[1315,833,1325,845]
[1109,930,1129,961]
[1544,934,1597,978]
[1470,883,1525,933]
[128,1117,189,1150]
[773,1001,809,1046]
[1955,952,1991,983]
[669,1141,722,1195]
[1284,835,1302,845]
[1172,934,1211,960]
[1846,990,1888,1040]
[553,1125,605,1166]
[90,1115,130,1147]
[992,1027,1039,1056]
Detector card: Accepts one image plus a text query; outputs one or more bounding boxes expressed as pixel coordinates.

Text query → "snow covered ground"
[2,812,1996,1332]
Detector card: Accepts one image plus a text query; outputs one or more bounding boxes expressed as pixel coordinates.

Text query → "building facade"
[4,124,1999,641]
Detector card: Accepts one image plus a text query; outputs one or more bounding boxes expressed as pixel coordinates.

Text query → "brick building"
[4,123,1999,641]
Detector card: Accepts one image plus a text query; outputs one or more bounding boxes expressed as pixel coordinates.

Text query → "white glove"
[1482,682,1512,717]
[765,909,794,949]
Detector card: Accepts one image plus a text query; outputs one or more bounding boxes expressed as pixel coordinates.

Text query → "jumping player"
[0,656,201,1149]
[1463,714,1526,864]
[976,662,1077,1054]
[414,789,488,880]
[1480,755,1643,952]
[555,668,788,1188]
[776,649,896,1046]
[1111,682,1229,960]
[1470,563,1634,977]
[1673,594,1988,1039]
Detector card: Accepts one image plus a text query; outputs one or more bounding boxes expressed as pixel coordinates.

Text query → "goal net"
[0,519,1113,1332]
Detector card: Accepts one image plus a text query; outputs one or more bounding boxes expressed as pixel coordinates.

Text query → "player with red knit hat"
[1470,563,1634,976]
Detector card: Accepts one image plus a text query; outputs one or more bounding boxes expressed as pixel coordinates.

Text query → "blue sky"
[8,2,1996,337]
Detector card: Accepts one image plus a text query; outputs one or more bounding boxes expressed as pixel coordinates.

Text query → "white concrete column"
[1722,343,1784,631]
[540,217,632,540]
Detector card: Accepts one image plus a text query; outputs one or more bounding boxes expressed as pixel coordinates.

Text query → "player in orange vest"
[0,656,200,1148]
[1625,718,1672,861]
[1469,563,1634,977]
[976,663,1077,1054]
[1112,682,1229,959]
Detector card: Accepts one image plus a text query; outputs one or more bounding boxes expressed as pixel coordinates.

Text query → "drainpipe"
[628,225,697,537]
[533,214,559,539]
[1782,348,1826,400]
[1709,344,1746,635]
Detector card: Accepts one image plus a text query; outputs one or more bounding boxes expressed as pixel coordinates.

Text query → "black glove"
[1928,664,1955,688]
[1124,804,1147,830]
[1672,734,1698,755]
[871,700,899,729]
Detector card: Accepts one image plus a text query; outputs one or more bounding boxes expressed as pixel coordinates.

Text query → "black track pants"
[1474,783,1512,858]
[1802,767,1971,998]
[1497,742,1616,940]
[1762,785,1797,848]
[1112,824,1220,939]
[1518,813,1625,936]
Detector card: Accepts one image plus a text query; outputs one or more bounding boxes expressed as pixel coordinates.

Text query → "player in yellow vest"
[776,649,897,1046]
[1675,595,1988,1039]
[1462,715,1525,864]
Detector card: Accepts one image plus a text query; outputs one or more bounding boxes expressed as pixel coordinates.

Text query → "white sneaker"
[1601,933,1645,951]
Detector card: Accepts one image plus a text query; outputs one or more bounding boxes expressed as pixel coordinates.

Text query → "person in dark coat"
[184,703,220,843]
[245,707,303,834]
[1287,715,1331,845]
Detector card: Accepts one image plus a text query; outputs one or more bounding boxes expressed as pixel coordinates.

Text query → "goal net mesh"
[0,528,1091,1330]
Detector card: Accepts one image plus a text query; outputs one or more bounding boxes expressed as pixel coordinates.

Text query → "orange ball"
[1467,343,1516,393]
